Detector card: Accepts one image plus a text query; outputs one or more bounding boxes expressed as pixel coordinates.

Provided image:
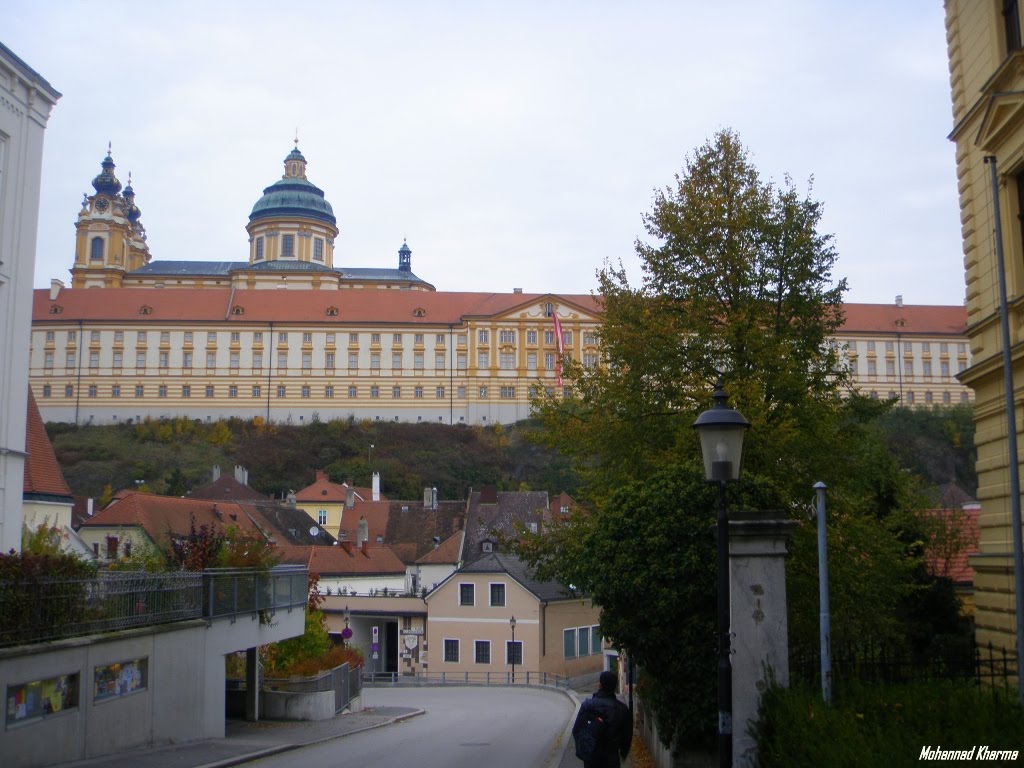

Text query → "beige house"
[944,0,1024,655]
[294,469,374,531]
[424,553,604,681]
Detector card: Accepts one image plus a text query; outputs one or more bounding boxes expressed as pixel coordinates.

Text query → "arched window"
[90,237,104,261]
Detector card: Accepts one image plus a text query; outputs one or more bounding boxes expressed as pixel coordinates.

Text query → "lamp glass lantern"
[693,384,749,482]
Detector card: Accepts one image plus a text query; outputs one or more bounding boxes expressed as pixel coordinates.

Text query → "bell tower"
[70,147,150,288]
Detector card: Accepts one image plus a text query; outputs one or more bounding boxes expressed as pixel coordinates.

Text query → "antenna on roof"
[309,526,320,537]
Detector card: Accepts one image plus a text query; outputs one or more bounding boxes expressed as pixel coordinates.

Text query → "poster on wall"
[94,658,148,702]
[5,673,79,725]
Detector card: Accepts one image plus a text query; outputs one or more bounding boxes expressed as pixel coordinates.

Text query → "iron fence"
[238,662,362,714]
[790,641,1019,693]
[0,566,308,648]
[363,670,571,688]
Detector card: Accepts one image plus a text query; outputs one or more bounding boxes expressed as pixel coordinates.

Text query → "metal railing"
[363,670,571,688]
[0,566,308,648]
[234,662,363,714]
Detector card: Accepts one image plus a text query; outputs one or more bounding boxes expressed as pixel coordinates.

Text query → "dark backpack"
[574,706,608,762]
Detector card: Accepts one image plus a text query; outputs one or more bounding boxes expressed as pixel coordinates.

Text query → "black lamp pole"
[693,379,749,768]
[510,616,517,684]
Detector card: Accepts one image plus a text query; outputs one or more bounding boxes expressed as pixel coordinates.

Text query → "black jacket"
[571,689,632,768]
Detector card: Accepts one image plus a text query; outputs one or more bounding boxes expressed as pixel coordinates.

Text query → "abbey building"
[29,146,971,427]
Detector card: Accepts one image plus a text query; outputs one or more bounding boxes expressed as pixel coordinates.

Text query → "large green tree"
[523,130,933,749]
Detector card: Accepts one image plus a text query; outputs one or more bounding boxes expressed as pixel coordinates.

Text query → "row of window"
[460,582,507,607]
[443,637,522,665]
[45,349,580,373]
[854,359,967,377]
[564,625,603,660]
[41,383,540,401]
[44,328,590,348]
[868,390,970,405]
[846,340,968,355]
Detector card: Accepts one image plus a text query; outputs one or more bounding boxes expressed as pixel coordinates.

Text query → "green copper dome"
[248,147,336,226]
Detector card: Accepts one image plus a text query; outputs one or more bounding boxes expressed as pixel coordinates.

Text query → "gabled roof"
[338,500,391,544]
[81,493,265,546]
[463,489,549,564]
[35,287,602,327]
[241,501,336,546]
[456,553,574,602]
[23,390,72,501]
[416,529,464,565]
[295,470,370,503]
[284,541,406,577]
[839,303,967,336]
[385,499,466,563]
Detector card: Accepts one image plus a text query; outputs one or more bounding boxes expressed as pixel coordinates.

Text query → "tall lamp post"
[510,616,517,684]
[693,379,749,768]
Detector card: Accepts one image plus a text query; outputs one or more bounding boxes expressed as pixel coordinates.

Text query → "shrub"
[752,679,1024,767]
[0,550,98,645]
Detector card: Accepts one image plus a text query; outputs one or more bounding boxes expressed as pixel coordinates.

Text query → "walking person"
[572,670,632,767]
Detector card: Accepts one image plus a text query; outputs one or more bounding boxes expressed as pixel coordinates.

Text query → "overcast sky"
[7,1,963,306]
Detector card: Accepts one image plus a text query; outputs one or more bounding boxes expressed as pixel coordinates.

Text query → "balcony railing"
[0,565,308,648]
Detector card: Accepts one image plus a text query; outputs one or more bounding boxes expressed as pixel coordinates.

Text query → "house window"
[113,351,123,368]
[206,385,214,397]
[414,352,424,371]
[158,385,168,398]
[941,361,951,377]
[42,385,51,397]
[415,386,423,398]
[392,352,402,370]
[885,341,894,352]
[943,391,952,404]
[500,329,515,344]
[252,351,262,370]
[479,386,488,398]
[254,332,263,343]
[255,236,264,260]
[478,330,489,344]
[66,351,77,369]
[88,384,97,398]
[545,353,555,370]
[457,353,467,371]
[106,536,119,560]
[564,628,577,659]
[478,351,489,369]
[279,332,288,343]
[111,384,120,398]
[436,386,445,399]
[371,353,381,371]
[277,385,286,398]
[313,238,324,261]
[562,330,572,346]
[135,385,144,397]
[325,385,334,398]
[65,385,74,397]
[591,625,601,654]
[44,352,53,370]
[326,352,335,370]
[499,353,515,370]
[527,352,537,371]
[885,360,895,376]
[527,330,538,345]
[444,639,460,663]
[578,626,591,657]
[207,332,216,343]
[282,234,295,257]
[90,236,104,260]
[414,333,424,345]
[302,385,311,398]
[206,352,216,368]
[371,385,380,398]
[1005,0,1022,53]
[500,386,515,399]
[437,334,446,345]
[867,360,877,376]
[392,386,401,398]
[475,640,491,664]
[457,385,466,398]
[229,352,239,370]
[135,352,146,368]
[229,385,238,398]
[183,351,193,369]
[506,640,522,667]
[371,333,381,344]
[923,360,932,377]
[490,583,506,607]
[348,385,357,398]
[435,353,445,370]
[459,583,475,606]
[349,352,358,370]
[252,385,261,398]
[544,330,554,345]
[318,510,328,526]
[302,352,312,369]
[182,385,191,398]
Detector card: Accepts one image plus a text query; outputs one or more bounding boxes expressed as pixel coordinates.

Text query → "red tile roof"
[281,541,406,576]
[34,288,602,325]
[23,390,72,498]
[295,470,372,503]
[81,492,266,546]
[839,304,967,336]
[416,530,463,565]
[188,475,269,501]
[922,503,981,585]
[338,501,391,543]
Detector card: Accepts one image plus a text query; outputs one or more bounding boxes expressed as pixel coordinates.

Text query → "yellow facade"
[945,0,1024,654]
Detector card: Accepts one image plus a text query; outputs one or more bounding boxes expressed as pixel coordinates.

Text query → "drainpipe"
[266,322,273,423]
[75,320,84,425]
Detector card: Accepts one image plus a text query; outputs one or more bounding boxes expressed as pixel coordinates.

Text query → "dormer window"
[90,237,104,261]
[231,305,245,316]
[326,306,339,317]
[139,305,152,315]
[413,307,426,318]
[545,302,554,317]
[49,305,63,314]
[481,540,494,553]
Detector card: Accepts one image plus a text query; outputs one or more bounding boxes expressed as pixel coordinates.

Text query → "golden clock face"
[95,198,109,212]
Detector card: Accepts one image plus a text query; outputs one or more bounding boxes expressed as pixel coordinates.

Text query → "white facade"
[0,43,59,552]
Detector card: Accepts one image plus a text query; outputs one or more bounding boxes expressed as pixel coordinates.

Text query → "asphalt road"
[246,686,575,768]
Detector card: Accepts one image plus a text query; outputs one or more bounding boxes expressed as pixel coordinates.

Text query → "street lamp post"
[510,616,517,684]
[693,378,749,768]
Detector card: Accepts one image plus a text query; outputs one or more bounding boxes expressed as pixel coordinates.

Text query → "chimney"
[423,487,432,506]
[340,540,353,554]
[234,465,248,485]
[87,498,95,516]
[513,287,522,294]
[895,294,903,308]
[431,487,438,510]
[316,469,327,482]
[361,539,369,555]
[49,279,63,300]
[346,485,355,509]
[357,516,369,547]
[286,490,297,508]
[372,472,380,502]
[212,465,221,481]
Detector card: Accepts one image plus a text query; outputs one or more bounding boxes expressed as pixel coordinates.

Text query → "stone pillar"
[729,512,797,768]
[245,646,260,721]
